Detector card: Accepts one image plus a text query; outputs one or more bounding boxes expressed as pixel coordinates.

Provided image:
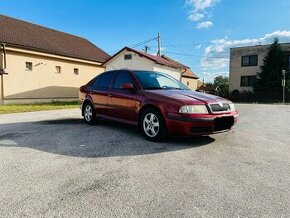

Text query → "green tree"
[213,75,229,97]
[255,38,287,97]
[205,82,213,86]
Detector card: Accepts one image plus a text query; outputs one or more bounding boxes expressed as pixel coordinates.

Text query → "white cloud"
[200,57,228,70]
[196,21,213,29]
[200,30,290,71]
[188,12,204,21]
[185,0,219,28]
[186,0,219,10]
[195,44,202,49]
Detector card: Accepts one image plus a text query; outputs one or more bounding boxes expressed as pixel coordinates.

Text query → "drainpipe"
[0,43,7,105]
[180,68,186,82]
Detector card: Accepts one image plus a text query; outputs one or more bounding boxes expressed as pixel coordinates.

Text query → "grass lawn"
[0,101,79,114]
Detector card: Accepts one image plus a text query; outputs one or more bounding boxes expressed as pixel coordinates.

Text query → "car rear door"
[89,71,115,116]
[109,70,138,124]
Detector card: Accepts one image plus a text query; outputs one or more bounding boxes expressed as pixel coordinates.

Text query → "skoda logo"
[218,102,223,107]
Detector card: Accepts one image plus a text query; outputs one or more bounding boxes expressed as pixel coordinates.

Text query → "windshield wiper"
[164,87,185,90]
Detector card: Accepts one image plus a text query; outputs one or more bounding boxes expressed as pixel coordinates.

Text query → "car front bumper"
[165,111,239,137]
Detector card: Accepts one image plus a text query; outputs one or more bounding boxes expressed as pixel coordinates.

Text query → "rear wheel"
[83,102,97,124]
[140,108,166,142]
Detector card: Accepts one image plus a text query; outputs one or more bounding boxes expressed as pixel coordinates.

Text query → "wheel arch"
[138,104,165,128]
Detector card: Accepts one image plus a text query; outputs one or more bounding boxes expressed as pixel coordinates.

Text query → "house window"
[187,81,190,86]
[241,76,257,87]
[55,66,61,74]
[74,68,79,75]
[241,55,258,67]
[25,62,33,71]
[124,54,132,60]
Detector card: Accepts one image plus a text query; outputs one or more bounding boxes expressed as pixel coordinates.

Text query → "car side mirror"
[121,83,134,90]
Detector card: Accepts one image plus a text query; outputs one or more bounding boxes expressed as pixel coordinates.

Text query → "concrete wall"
[229,46,266,92]
[181,77,198,90]
[229,43,290,92]
[0,47,105,104]
[105,50,182,81]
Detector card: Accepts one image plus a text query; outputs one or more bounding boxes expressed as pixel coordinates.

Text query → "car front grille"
[191,126,212,133]
[214,116,234,131]
[209,103,230,113]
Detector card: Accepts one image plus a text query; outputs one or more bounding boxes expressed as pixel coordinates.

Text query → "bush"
[230,90,256,102]
[229,90,290,103]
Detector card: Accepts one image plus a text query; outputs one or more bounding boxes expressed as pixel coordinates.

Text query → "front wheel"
[83,103,97,124]
[140,108,166,142]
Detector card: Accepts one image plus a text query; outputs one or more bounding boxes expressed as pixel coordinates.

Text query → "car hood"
[146,89,230,104]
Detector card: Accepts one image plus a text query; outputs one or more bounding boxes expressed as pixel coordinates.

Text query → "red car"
[79,70,238,141]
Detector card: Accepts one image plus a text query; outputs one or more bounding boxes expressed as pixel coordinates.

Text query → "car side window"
[92,72,114,88]
[113,71,134,89]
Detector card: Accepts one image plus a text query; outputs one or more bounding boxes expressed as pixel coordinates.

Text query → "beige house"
[103,47,199,90]
[229,43,290,92]
[0,14,109,104]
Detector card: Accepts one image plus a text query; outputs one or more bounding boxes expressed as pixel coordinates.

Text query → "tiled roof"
[0,14,110,63]
[130,47,182,68]
[181,68,199,79]
[161,55,198,79]
[161,55,189,69]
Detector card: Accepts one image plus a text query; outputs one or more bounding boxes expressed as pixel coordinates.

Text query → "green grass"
[0,101,79,114]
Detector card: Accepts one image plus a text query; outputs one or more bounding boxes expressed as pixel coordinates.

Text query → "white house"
[102,47,198,86]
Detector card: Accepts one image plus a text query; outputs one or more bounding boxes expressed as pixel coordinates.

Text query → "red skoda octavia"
[79,70,238,141]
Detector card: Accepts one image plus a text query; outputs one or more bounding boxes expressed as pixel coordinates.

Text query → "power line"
[162,43,213,47]
[130,37,157,48]
[108,36,157,54]
[164,51,229,59]
[108,36,289,55]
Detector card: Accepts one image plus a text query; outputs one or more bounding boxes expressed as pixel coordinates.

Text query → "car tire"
[140,108,166,142]
[83,102,97,124]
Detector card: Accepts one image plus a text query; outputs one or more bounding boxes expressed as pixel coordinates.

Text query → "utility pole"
[0,43,7,105]
[157,33,161,56]
[143,45,150,53]
[282,70,287,104]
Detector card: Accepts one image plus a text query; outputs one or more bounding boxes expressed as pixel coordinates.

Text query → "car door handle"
[108,93,113,97]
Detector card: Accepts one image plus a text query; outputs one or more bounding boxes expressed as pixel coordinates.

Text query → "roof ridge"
[0,14,87,41]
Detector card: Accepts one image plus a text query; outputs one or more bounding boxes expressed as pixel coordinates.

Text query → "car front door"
[109,70,138,124]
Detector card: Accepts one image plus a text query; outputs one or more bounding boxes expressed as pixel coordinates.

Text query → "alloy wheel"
[84,104,93,122]
[143,113,160,137]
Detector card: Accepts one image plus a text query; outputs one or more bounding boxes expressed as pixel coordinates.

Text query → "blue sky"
[1,0,290,81]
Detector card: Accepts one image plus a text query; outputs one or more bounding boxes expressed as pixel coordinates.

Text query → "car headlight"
[229,103,236,111]
[179,105,208,114]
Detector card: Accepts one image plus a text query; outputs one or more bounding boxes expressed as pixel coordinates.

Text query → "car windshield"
[133,71,189,90]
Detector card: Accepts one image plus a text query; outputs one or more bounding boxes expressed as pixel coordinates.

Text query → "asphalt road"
[0,104,289,217]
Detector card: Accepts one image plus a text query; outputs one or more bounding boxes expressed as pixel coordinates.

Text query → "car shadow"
[0,118,215,158]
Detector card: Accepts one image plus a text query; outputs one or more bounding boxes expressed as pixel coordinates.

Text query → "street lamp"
[282,70,287,104]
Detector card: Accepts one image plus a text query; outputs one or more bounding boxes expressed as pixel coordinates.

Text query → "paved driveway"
[0,104,289,217]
